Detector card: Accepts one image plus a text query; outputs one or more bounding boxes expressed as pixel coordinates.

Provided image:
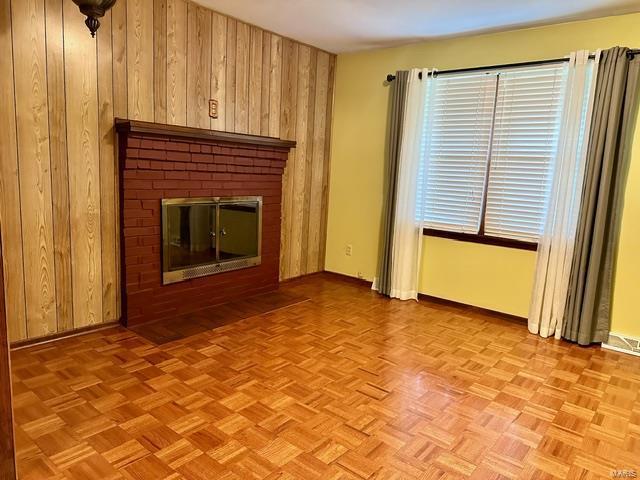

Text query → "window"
[417,63,590,245]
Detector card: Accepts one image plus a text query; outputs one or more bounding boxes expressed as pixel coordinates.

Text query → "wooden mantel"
[115,119,297,150]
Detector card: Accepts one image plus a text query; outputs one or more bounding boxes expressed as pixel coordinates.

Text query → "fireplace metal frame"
[161,196,262,285]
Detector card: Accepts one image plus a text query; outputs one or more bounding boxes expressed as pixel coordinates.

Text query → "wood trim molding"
[320,271,373,288]
[10,322,120,351]
[279,271,329,284]
[0,234,16,479]
[115,118,297,149]
[321,271,526,323]
[417,293,527,324]
[423,228,538,251]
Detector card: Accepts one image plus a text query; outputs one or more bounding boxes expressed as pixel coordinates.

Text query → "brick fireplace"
[116,119,295,327]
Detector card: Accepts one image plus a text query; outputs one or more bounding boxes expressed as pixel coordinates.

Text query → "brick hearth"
[116,119,295,327]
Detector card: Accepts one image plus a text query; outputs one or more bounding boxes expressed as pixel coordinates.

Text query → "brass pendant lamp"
[72,0,117,37]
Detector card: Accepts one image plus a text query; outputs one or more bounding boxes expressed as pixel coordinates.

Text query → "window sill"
[422,228,538,251]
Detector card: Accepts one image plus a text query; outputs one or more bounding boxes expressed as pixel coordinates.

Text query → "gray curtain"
[377,71,409,296]
[562,48,640,345]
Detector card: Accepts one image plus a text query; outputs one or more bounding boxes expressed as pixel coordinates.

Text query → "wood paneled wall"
[0,0,335,342]
[0,234,16,478]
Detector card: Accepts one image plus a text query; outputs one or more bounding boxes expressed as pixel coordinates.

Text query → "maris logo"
[611,470,637,478]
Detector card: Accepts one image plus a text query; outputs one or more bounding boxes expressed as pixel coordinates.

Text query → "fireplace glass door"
[162,197,262,284]
[219,202,260,260]
[165,203,217,271]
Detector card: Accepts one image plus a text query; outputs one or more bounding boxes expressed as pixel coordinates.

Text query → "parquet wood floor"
[129,291,309,345]
[10,273,640,479]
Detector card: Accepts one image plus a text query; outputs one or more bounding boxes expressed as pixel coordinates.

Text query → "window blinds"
[484,65,567,241]
[418,63,574,243]
[419,72,498,233]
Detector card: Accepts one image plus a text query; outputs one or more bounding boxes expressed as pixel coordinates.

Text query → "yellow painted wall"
[419,237,536,317]
[326,13,640,334]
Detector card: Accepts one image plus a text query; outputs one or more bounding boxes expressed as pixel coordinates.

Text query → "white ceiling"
[193,0,640,53]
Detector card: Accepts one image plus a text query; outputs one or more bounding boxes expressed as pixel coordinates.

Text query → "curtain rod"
[385,49,640,82]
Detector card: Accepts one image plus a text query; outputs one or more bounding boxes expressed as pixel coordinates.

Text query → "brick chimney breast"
[116,119,294,327]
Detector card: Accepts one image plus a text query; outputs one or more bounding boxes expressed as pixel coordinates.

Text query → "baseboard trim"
[279,271,327,284]
[417,294,527,324]
[603,332,640,357]
[10,321,122,351]
[281,270,374,288]
[320,271,373,287]
[322,271,526,324]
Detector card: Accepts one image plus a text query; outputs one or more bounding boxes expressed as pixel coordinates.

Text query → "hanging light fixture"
[72,0,117,38]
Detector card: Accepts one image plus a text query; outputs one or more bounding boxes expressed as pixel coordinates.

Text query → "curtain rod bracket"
[385,72,423,82]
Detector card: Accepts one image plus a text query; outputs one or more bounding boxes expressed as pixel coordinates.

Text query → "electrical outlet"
[345,244,353,256]
[208,99,218,118]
